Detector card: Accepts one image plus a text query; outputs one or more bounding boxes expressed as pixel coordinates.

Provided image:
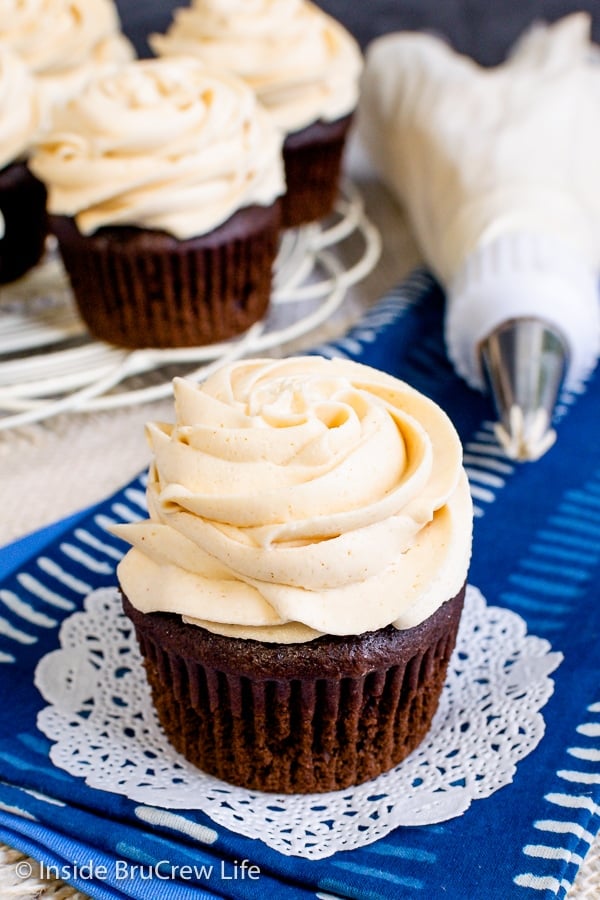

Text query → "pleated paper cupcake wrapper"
[138,623,460,795]
[52,205,280,349]
[281,115,352,228]
[0,161,48,284]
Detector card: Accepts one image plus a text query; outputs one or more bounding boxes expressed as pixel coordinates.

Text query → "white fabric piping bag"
[357,13,600,460]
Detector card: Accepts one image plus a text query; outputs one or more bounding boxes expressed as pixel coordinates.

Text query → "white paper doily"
[34,585,562,860]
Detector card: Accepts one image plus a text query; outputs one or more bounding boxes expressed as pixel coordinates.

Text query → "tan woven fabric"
[0,846,90,898]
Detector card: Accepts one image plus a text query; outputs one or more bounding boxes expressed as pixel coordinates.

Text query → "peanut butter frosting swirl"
[0,0,134,123]
[150,0,363,134]
[0,47,40,168]
[114,358,473,643]
[30,57,285,238]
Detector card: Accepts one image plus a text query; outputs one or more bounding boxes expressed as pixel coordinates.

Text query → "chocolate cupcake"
[0,47,48,284]
[30,58,285,348]
[113,357,473,793]
[150,0,363,228]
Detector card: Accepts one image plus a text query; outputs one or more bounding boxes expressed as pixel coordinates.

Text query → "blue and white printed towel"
[0,270,599,899]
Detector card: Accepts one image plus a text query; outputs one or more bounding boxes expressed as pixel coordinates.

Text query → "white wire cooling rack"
[0,183,381,431]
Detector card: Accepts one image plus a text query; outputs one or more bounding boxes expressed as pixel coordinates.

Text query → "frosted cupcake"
[0,47,47,283]
[150,0,363,227]
[30,58,285,348]
[0,0,134,128]
[114,357,473,793]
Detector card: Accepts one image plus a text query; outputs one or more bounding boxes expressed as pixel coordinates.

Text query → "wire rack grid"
[0,183,381,431]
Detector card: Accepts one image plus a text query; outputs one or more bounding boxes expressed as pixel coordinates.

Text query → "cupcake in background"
[0,0,134,128]
[30,57,285,348]
[150,0,362,228]
[114,357,473,793]
[0,46,48,284]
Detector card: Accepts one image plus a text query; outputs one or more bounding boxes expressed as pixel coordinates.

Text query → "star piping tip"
[479,318,568,462]
[493,405,557,462]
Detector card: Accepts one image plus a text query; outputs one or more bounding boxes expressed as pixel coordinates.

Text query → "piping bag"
[357,13,600,460]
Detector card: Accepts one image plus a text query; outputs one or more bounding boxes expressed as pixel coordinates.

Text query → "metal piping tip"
[479,318,569,462]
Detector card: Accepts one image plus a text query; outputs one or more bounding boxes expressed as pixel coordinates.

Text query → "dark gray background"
[115,1,599,66]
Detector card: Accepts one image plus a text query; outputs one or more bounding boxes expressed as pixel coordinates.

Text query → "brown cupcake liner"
[281,114,353,229]
[0,162,48,284]
[51,202,280,349]
[123,586,465,794]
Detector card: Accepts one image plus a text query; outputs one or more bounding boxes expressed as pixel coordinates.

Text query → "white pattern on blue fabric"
[59,542,114,574]
[534,820,595,843]
[124,488,148,512]
[513,873,571,893]
[363,842,436,863]
[111,502,144,523]
[0,800,36,820]
[320,869,424,895]
[504,469,600,894]
[557,770,600,785]
[523,845,584,864]
[515,702,600,894]
[19,786,65,807]
[0,616,36,645]
[0,752,71,779]
[36,557,92,594]
[576,723,600,738]
[134,806,219,845]
[501,468,600,635]
[463,424,516,516]
[0,481,147,663]
[73,528,124,561]
[544,794,600,814]
[16,572,75,610]
[568,747,600,762]
[0,590,57,628]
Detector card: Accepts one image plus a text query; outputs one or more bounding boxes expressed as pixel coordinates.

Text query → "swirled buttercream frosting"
[0,0,134,124]
[30,57,285,238]
[0,47,40,169]
[150,0,363,134]
[114,358,473,643]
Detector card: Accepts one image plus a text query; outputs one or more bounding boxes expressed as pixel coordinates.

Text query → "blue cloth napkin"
[1,269,599,900]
